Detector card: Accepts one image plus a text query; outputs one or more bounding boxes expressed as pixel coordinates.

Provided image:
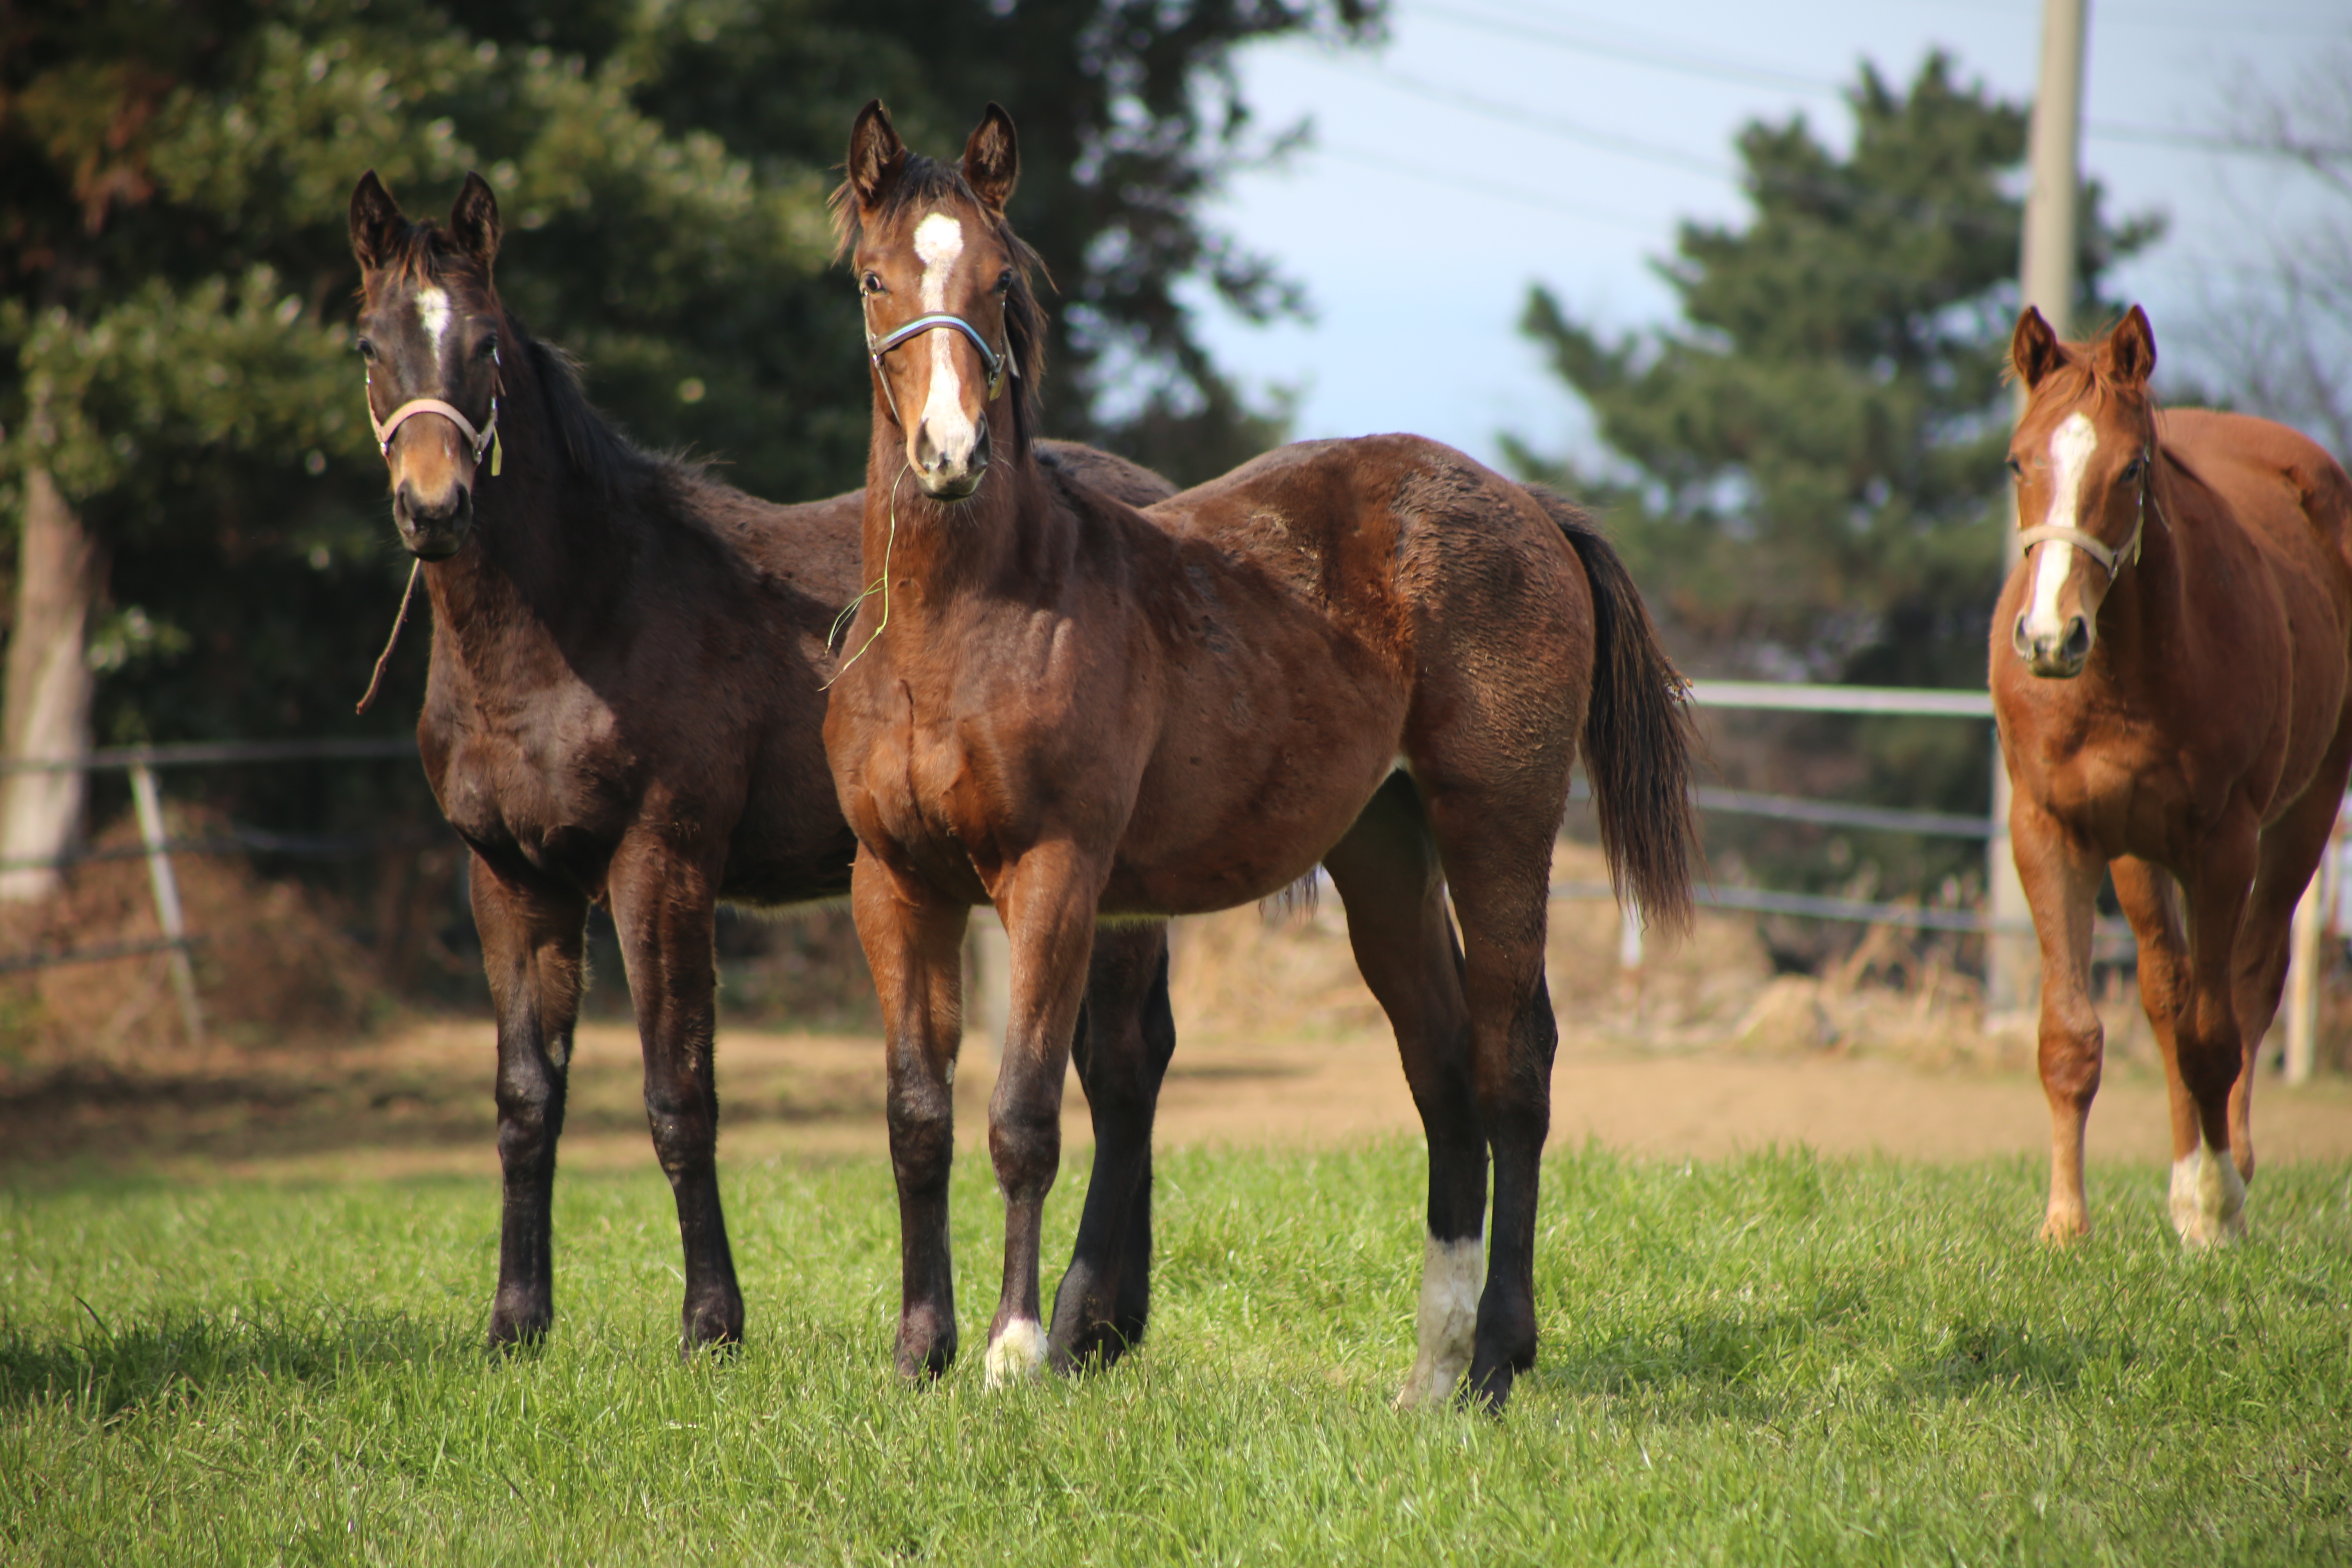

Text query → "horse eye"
[476,335,499,361]
[2120,458,2143,481]
[2005,457,2022,477]
[862,272,885,295]
[993,270,1013,294]
[355,338,377,361]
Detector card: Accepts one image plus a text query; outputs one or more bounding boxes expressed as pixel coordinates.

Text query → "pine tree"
[0,0,1370,883]
[1510,54,2159,918]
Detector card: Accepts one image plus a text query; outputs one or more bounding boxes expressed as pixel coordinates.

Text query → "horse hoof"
[2170,1149,2248,1249]
[2038,1211,2091,1246]
[983,1317,1047,1389]
[486,1297,551,1354]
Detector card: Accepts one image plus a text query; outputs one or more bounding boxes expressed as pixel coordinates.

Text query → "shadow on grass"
[0,1303,467,1419]
[1530,1304,2107,1420]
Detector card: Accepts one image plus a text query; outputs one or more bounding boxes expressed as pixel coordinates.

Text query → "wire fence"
[1,684,2328,1059]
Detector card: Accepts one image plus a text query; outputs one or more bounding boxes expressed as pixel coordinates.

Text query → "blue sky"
[1184,0,2346,471]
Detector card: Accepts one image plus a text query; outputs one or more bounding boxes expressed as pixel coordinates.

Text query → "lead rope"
[352,352,502,713]
[824,465,910,688]
[354,560,423,715]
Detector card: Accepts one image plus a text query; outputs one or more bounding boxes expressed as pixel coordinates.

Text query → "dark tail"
[1524,486,1700,936]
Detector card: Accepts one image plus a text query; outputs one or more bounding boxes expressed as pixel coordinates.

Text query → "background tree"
[2180,33,2352,461]
[0,0,1371,906]
[1509,55,2159,931]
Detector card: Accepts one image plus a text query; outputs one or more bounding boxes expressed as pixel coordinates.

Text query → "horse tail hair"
[1524,485,1700,937]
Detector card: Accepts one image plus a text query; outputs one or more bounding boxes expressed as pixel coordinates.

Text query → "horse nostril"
[2012,613,2031,657]
[2063,616,2090,659]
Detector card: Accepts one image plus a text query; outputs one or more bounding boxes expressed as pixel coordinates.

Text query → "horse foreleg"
[850,850,970,1379]
[984,846,1100,1389]
[470,853,589,1351]
[608,841,742,1354]
[2109,857,2198,1178]
[2174,818,2261,1247]
[1323,774,1485,1410]
[2010,800,2106,1244]
[1047,921,1174,1372]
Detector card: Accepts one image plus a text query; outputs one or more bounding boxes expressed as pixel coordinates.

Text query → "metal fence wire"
[1,686,2339,1071]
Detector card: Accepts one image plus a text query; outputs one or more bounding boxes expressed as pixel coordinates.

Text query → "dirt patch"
[6,836,2351,1183]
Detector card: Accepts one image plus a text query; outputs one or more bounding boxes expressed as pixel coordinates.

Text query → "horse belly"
[1106,672,1408,916]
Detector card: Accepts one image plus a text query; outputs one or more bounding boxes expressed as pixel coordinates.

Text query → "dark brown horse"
[822,104,1697,1409]
[347,171,1178,1353]
[1995,305,2352,1247]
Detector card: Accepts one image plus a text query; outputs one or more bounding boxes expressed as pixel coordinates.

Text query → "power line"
[1319,142,1662,231]
[1361,64,1733,178]
[1410,2,2338,163]
[1417,2,1838,96]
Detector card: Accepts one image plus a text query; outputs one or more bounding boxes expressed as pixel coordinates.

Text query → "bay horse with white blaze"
[1996,303,2352,1247]
[348,171,1178,1354]
[823,103,1698,1410]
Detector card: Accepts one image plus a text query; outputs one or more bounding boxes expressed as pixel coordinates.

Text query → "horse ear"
[962,103,1019,216]
[449,172,501,268]
[350,170,405,271]
[2096,305,2157,387]
[848,100,908,211]
[2010,306,2064,390]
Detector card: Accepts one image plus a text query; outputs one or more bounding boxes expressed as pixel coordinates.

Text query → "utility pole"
[1987,0,2089,1016]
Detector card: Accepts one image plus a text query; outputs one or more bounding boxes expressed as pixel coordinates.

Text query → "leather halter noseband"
[2016,447,2152,580]
[862,304,1016,429]
[366,357,502,477]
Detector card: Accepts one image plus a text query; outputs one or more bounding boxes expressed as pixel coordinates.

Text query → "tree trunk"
[0,465,109,902]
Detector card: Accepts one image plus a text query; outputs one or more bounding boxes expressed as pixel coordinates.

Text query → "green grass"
[4,1142,2350,1565]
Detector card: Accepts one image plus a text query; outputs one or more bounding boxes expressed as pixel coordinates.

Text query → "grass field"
[5,1140,2350,1564]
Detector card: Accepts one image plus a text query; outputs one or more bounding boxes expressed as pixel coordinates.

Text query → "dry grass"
[0,807,394,1085]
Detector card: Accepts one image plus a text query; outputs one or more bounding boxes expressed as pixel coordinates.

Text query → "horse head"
[349,170,506,559]
[836,100,1043,501]
[2006,304,2161,679]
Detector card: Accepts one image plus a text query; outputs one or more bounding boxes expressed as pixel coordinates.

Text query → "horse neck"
[421,339,630,685]
[2084,460,2183,684]
[859,423,1067,620]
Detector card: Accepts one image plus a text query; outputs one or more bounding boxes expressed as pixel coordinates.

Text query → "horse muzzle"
[911,412,990,501]
[394,478,473,559]
[2013,610,2091,679]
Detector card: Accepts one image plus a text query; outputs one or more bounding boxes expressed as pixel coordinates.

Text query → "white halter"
[366,355,502,477]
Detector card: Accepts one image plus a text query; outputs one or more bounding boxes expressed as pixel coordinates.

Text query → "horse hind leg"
[1322,772,1487,1410]
[2172,820,2264,1249]
[1412,769,1572,1412]
[2225,736,2352,1185]
[1047,920,1175,1371]
[470,853,590,1352]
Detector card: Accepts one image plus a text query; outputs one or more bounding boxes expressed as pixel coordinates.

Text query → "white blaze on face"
[2022,412,2100,645]
[1393,1231,1482,1409]
[911,212,980,470]
[415,285,454,379]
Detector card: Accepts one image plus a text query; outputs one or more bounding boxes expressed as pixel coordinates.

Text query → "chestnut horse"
[822,104,1697,1410]
[348,171,1177,1354]
[1995,304,2352,1247]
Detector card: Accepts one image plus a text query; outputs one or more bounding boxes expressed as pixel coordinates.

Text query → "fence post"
[965,908,1010,1065]
[2283,805,2342,1085]
[127,762,204,1047]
